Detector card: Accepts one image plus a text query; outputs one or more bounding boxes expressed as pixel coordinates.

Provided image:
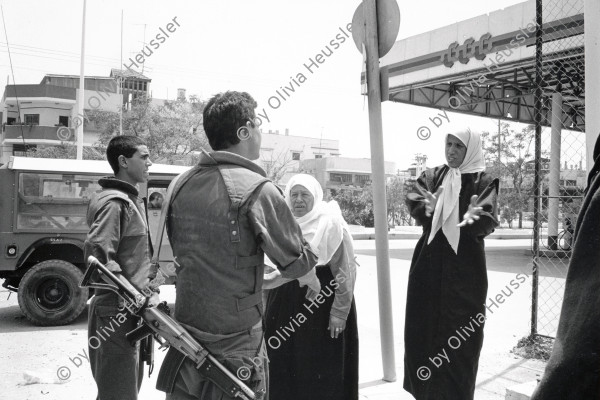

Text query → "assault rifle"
[81,255,256,400]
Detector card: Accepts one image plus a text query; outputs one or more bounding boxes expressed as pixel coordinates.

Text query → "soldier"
[85,135,160,400]
[159,91,319,399]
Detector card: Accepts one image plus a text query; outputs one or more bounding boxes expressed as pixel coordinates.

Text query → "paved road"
[0,238,557,400]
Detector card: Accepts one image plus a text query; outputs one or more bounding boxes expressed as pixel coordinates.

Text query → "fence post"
[531,0,543,337]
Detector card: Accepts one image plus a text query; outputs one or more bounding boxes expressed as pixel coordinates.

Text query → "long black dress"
[265,241,359,400]
[531,136,600,399]
[404,166,499,400]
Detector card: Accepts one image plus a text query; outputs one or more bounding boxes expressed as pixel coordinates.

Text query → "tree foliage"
[387,175,412,226]
[481,122,537,228]
[261,150,295,183]
[26,143,105,160]
[331,177,412,228]
[89,96,209,165]
[332,188,374,227]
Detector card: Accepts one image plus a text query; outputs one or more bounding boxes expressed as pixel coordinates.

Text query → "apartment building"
[258,129,340,185]
[299,156,396,198]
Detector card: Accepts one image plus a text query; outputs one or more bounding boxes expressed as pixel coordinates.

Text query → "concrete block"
[506,380,538,400]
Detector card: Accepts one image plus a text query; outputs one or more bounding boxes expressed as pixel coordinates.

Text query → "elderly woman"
[403,129,499,400]
[264,174,359,400]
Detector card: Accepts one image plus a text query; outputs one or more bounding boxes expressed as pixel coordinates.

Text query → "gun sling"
[156,347,187,393]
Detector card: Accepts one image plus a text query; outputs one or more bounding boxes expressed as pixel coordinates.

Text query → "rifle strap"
[156,347,187,393]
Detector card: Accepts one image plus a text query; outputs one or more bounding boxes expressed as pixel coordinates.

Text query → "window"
[17,173,102,231]
[330,173,352,183]
[13,144,36,156]
[24,114,40,125]
[315,154,323,159]
[147,184,169,247]
[292,152,301,161]
[566,180,577,187]
[355,174,371,185]
[58,116,69,126]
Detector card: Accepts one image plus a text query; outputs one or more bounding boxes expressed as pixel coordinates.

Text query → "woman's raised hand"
[424,186,444,217]
[458,195,483,227]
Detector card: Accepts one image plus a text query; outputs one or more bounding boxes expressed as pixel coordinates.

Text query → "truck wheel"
[17,260,88,326]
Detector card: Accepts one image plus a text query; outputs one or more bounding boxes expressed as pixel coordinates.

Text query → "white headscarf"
[427,129,485,254]
[285,174,347,266]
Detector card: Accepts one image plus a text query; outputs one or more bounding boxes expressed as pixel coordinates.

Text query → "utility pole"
[351,0,399,380]
[119,10,123,135]
[76,0,87,160]
[363,0,396,382]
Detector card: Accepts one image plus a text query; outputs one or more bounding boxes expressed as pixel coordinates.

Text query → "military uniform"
[161,150,317,400]
[85,177,157,400]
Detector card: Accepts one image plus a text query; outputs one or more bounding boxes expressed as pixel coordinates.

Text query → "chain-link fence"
[531,0,586,337]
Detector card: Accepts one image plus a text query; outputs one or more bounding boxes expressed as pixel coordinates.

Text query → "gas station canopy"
[378,0,584,131]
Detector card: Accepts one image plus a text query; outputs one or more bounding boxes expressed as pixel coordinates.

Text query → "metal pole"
[120,9,123,136]
[531,0,543,337]
[548,93,562,250]
[364,0,396,382]
[585,0,600,172]
[76,0,87,159]
[498,119,501,163]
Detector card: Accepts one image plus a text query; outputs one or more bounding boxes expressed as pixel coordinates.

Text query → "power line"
[0,4,27,153]
[0,42,120,62]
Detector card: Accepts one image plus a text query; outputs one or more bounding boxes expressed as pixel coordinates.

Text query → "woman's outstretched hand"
[328,315,346,339]
[458,195,483,227]
[424,186,444,217]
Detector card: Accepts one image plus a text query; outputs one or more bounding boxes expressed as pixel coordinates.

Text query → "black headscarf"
[586,132,600,191]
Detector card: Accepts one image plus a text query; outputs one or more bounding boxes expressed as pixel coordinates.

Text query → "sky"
[0,0,529,169]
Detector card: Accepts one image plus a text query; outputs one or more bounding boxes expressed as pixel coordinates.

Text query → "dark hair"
[106,135,146,174]
[203,91,257,150]
[149,192,163,202]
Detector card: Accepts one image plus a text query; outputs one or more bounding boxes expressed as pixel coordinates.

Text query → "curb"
[351,233,532,241]
[506,381,537,400]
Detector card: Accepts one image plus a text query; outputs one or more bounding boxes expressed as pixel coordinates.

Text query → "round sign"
[351,0,401,58]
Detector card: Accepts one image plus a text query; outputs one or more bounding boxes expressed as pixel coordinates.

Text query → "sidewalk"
[0,237,545,400]
[352,239,546,400]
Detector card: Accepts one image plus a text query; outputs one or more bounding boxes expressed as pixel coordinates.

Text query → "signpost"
[351,0,400,383]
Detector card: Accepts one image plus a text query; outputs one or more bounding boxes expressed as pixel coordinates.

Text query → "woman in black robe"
[531,134,600,399]
[263,174,359,400]
[403,129,499,400]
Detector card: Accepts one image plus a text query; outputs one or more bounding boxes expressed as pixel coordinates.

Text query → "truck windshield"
[17,172,102,231]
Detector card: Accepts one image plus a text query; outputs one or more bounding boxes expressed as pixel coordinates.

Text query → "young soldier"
[85,135,159,400]
[160,91,319,399]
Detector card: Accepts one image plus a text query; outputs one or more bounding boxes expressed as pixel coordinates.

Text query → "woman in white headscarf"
[403,129,499,400]
[263,174,359,400]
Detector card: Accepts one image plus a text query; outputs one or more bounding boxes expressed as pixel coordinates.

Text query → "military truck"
[0,156,188,326]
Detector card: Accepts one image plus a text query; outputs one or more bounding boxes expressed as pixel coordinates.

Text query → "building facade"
[109,69,151,109]
[0,75,123,164]
[258,129,340,185]
[299,156,396,198]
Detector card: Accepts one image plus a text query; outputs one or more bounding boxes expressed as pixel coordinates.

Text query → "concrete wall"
[258,131,340,183]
